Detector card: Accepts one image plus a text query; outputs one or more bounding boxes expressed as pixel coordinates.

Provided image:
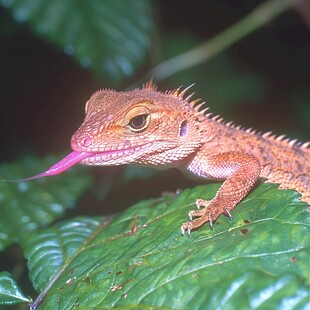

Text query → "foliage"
[0,155,92,251]
[1,179,309,308]
[0,272,31,305]
[0,0,153,83]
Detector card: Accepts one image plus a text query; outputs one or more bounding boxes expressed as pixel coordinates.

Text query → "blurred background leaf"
[0,0,153,84]
[0,155,92,251]
[0,272,31,305]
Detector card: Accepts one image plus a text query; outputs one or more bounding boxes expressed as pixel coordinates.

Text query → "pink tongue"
[5,151,93,182]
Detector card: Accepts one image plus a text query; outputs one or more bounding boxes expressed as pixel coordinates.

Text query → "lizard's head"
[7,83,204,182]
[70,83,202,168]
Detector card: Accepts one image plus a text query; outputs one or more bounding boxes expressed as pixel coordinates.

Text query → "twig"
[146,0,302,82]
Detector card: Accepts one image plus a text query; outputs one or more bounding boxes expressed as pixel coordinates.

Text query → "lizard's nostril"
[81,137,92,147]
[71,134,93,150]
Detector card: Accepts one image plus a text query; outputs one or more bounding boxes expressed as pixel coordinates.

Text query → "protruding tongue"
[5,151,93,182]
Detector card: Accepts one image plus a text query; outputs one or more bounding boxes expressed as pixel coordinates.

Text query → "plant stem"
[149,0,301,81]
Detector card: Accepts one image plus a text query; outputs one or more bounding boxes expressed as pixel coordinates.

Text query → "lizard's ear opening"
[180,120,188,137]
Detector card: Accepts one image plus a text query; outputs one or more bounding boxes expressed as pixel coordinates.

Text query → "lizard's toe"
[181,222,192,236]
[196,198,210,209]
[188,209,205,220]
[183,208,216,233]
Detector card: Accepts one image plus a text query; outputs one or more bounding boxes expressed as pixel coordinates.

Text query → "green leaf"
[0,272,32,305]
[24,216,102,292]
[0,0,154,83]
[0,155,92,250]
[22,183,309,309]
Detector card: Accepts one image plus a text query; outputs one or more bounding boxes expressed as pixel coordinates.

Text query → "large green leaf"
[0,155,92,250]
[0,272,32,305]
[21,183,309,309]
[0,0,153,83]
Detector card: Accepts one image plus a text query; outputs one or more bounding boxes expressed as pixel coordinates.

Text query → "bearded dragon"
[14,82,310,235]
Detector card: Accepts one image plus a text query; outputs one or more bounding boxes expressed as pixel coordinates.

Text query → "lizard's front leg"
[182,152,261,235]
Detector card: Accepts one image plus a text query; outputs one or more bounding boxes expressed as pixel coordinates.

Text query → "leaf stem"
[149,0,301,81]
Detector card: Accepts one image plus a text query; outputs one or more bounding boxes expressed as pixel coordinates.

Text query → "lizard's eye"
[128,114,149,132]
[124,104,152,132]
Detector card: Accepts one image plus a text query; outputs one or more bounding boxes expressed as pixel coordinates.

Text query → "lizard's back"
[257,134,310,203]
[199,118,310,203]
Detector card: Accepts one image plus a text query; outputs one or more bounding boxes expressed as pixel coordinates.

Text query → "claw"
[208,213,214,231]
[187,226,191,236]
[224,208,232,220]
[196,199,202,209]
[181,226,185,236]
[181,223,191,236]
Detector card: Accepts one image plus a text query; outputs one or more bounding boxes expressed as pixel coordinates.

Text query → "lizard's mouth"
[5,141,168,182]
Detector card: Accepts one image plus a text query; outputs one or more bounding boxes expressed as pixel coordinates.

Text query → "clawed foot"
[181,198,233,236]
[181,211,214,236]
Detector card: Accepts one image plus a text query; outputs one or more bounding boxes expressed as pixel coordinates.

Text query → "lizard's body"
[192,114,309,201]
[19,83,310,234]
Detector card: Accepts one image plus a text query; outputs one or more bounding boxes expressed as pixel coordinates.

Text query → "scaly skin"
[67,82,310,234]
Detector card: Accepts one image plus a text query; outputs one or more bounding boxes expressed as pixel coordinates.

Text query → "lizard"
[13,81,310,235]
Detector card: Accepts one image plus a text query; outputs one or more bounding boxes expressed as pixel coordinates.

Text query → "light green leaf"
[0,272,32,305]
[24,216,102,292]
[0,0,154,83]
[22,183,309,309]
[0,155,92,250]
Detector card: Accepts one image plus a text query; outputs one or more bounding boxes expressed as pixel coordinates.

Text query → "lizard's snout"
[71,134,93,151]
